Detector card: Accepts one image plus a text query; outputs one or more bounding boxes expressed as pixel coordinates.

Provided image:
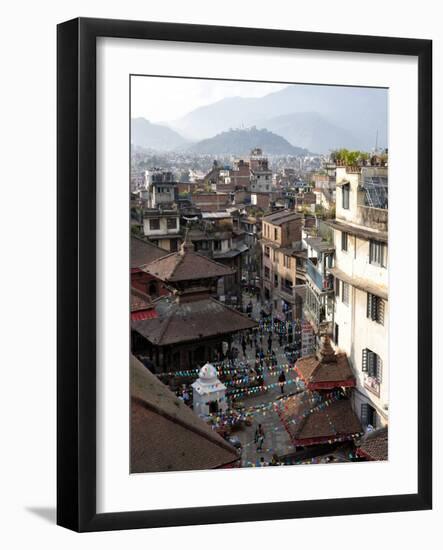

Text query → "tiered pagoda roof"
[141,241,234,283]
[132,240,257,346]
[295,335,356,390]
[278,336,361,447]
[356,427,388,461]
[133,296,257,346]
[279,392,362,447]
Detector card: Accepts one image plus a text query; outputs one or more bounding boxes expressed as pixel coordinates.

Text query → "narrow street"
[231,293,301,466]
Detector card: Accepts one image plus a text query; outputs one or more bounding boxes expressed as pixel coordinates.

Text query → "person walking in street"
[255,423,265,451]
[278,370,286,394]
[247,300,253,317]
[267,333,273,353]
[241,336,247,358]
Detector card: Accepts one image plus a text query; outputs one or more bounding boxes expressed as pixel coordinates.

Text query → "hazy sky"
[131,76,287,123]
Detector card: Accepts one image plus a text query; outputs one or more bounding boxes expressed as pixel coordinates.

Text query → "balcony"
[356,204,388,232]
[306,259,333,292]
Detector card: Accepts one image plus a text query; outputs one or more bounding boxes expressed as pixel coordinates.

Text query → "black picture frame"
[57,17,432,532]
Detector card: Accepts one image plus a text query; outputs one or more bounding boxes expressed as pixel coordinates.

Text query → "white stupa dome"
[198,362,218,381]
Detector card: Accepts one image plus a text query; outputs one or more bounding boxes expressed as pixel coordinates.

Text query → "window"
[283,278,292,292]
[214,240,222,251]
[342,183,350,209]
[167,218,177,230]
[333,323,339,345]
[369,240,386,267]
[361,403,377,429]
[274,274,279,288]
[264,246,270,258]
[341,231,348,251]
[284,255,291,268]
[367,293,384,324]
[264,266,270,280]
[149,218,160,230]
[274,227,278,240]
[342,281,349,305]
[362,348,382,381]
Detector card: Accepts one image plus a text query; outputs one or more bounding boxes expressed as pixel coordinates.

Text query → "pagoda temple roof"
[279,391,362,447]
[131,356,238,473]
[295,335,356,390]
[131,235,169,269]
[356,426,388,461]
[132,295,258,346]
[142,241,234,283]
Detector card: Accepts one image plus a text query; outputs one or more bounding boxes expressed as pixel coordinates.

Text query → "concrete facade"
[331,166,389,430]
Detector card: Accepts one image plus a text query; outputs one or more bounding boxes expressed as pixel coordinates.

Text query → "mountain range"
[170,85,387,152]
[131,117,189,151]
[131,84,387,154]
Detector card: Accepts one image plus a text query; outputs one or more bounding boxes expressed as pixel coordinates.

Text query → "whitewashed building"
[327,165,389,431]
[192,363,228,419]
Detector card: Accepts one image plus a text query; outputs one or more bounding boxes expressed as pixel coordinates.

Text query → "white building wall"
[332,230,388,428]
[334,232,388,289]
[143,216,179,237]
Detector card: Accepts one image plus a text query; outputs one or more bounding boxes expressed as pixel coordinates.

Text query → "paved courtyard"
[230,293,301,467]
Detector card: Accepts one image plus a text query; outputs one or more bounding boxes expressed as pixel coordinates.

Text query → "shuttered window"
[341,231,348,251]
[342,183,350,209]
[342,282,349,305]
[362,348,382,382]
[367,293,384,324]
[369,240,386,267]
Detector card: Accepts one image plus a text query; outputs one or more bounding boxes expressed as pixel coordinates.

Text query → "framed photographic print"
[57,17,432,532]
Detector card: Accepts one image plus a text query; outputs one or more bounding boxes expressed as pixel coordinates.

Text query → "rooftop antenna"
[375,129,379,153]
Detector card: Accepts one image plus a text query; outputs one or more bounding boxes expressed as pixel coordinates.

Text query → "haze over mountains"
[187,128,308,156]
[131,83,387,154]
[131,117,190,151]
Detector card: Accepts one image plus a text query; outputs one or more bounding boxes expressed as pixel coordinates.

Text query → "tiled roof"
[295,335,355,389]
[131,235,169,269]
[279,392,362,445]
[356,426,388,461]
[262,210,303,226]
[142,242,234,282]
[132,296,258,346]
[130,288,153,312]
[131,356,238,473]
[296,353,355,389]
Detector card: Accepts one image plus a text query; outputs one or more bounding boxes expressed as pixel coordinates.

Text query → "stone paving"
[231,293,301,467]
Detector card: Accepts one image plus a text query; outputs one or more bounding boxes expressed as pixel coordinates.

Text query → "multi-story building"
[229,159,251,188]
[303,232,335,337]
[261,210,305,322]
[191,192,231,213]
[145,169,177,208]
[184,213,247,307]
[249,148,273,193]
[239,214,261,289]
[143,207,182,252]
[327,165,388,431]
